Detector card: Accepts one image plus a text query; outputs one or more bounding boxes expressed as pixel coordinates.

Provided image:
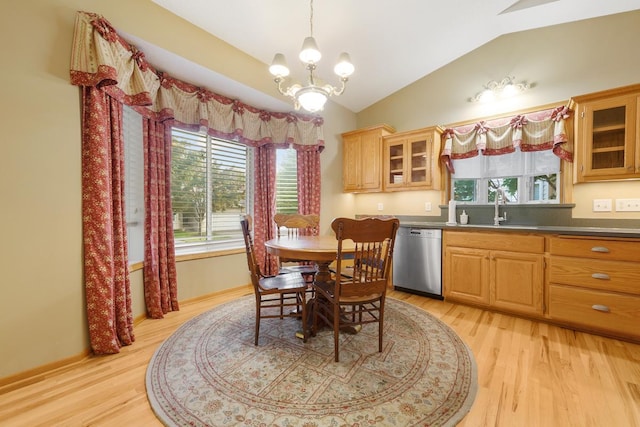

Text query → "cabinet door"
[444,247,490,305]
[405,134,433,188]
[384,139,406,190]
[359,132,382,190]
[342,134,361,191]
[578,94,639,181]
[490,251,544,315]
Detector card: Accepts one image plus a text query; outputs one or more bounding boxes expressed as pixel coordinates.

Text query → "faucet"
[494,188,507,226]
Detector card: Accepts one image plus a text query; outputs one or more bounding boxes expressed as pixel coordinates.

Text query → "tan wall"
[355,10,640,221]
[3,0,637,380]
[0,0,355,379]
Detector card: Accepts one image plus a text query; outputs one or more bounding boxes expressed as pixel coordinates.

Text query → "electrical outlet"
[616,198,640,212]
[424,202,432,211]
[592,199,612,212]
[377,203,384,211]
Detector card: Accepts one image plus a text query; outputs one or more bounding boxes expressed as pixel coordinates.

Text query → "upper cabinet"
[572,84,640,182]
[382,126,443,191]
[342,124,395,193]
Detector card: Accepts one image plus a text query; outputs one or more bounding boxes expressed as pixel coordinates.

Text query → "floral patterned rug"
[146,296,477,426]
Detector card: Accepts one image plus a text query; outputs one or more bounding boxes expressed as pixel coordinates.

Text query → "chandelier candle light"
[470,76,530,103]
[269,0,354,113]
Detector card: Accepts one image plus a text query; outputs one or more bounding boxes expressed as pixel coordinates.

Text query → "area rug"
[146,296,477,426]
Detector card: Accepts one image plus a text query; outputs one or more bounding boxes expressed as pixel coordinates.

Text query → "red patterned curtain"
[297,147,322,217]
[143,119,179,318]
[82,87,135,353]
[253,146,279,276]
[70,11,326,349]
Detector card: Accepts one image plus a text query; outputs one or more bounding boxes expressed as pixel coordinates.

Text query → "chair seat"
[314,281,381,303]
[259,272,307,292]
[279,264,317,275]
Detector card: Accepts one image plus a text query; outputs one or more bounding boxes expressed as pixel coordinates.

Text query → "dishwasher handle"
[407,228,441,239]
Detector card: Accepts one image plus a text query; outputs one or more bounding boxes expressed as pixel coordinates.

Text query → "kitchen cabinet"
[548,235,640,341]
[443,231,545,316]
[341,124,395,193]
[382,126,443,191]
[571,84,640,182]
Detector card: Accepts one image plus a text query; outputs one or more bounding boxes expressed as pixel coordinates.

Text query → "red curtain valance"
[440,105,573,173]
[70,11,324,151]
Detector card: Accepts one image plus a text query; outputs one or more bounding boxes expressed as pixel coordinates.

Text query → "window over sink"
[452,148,560,204]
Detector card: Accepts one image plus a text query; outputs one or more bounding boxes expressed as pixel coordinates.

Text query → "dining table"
[264,234,355,284]
[264,234,359,335]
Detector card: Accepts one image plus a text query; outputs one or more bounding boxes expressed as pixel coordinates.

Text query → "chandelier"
[469,76,530,103]
[269,0,354,113]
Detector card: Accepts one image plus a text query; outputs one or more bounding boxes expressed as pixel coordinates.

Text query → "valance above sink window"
[440,105,573,174]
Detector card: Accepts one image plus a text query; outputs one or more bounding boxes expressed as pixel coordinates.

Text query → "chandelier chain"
[309,0,314,37]
[268,0,354,112]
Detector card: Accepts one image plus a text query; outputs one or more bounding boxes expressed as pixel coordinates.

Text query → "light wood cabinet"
[382,126,442,191]
[572,84,640,182]
[548,235,640,341]
[341,124,395,193]
[443,231,545,316]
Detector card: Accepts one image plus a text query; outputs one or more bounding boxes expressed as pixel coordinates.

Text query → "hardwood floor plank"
[1,287,639,426]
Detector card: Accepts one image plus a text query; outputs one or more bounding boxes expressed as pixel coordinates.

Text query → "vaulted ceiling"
[148,0,640,112]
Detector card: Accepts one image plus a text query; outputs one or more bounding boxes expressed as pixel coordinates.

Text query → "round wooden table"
[264,235,354,283]
[265,235,360,335]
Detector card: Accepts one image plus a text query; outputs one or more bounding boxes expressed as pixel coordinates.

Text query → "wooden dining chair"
[273,213,320,283]
[312,217,400,362]
[241,215,308,344]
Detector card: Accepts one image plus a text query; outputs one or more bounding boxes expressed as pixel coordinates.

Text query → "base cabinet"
[443,231,545,317]
[492,251,544,315]
[548,235,640,341]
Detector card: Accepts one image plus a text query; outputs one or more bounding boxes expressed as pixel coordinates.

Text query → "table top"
[264,235,353,262]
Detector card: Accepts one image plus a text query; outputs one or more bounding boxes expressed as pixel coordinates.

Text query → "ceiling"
[147,0,640,113]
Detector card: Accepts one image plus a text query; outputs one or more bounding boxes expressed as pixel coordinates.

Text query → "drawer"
[550,236,640,262]
[445,231,545,253]
[549,284,640,339]
[549,257,640,295]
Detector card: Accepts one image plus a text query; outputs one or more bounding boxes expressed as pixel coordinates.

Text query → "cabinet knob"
[591,304,610,313]
[591,273,610,280]
[591,246,610,253]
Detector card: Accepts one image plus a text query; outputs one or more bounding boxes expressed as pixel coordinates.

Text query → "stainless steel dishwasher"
[392,226,443,299]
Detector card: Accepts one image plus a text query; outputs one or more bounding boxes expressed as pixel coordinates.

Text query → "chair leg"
[378,301,384,353]
[300,291,307,343]
[333,303,341,362]
[311,298,318,337]
[280,294,284,319]
[255,300,261,346]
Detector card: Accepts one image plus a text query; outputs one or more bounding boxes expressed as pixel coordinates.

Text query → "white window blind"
[276,148,298,214]
[171,128,250,252]
[123,105,144,263]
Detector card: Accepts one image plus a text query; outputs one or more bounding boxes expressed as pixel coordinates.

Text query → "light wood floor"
[1,286,639,426]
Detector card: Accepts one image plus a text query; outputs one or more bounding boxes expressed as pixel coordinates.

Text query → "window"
[171,128,252,253]
[452,149,560,204]
[276,148,298,214]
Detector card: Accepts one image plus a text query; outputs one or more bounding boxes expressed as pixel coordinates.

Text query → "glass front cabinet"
[382,126,443,191]
[572,84,640,182]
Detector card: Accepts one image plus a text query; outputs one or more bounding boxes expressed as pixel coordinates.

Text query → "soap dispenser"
[460,210,468,225]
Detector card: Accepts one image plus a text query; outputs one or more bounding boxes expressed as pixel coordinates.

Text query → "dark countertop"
[399,221,640,238]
